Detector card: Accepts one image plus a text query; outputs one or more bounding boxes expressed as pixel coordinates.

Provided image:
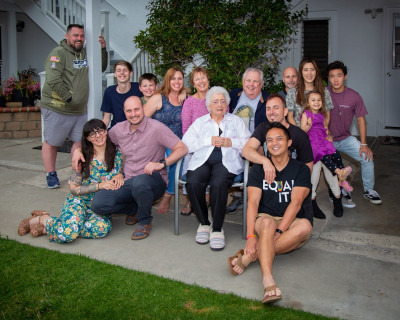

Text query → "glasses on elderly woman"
[88,129,106,139]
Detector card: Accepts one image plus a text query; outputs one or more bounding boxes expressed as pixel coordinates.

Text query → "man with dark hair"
[101,61,143,128]
[226,67,269,214]
[243,94,314,181]
[228,122,312,304]
[41,24,108,188]
[327,61,382,204]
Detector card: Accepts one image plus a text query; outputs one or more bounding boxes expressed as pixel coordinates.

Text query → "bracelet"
[276,228,283,234]
[360,144,368,146]
[246,234,256,240]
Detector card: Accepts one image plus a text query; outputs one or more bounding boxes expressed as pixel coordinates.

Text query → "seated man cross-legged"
[228,122,313,304]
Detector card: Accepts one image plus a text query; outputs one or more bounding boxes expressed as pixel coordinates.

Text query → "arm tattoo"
[70,182,99,196]
[70,170,99,196]
[70,170,83,185]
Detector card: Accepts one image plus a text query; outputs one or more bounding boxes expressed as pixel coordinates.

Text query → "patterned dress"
[45,148,123,243]
[152,94,183,138]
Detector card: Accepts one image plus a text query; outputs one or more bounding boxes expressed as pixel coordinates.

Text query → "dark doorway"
[302,20,329,82]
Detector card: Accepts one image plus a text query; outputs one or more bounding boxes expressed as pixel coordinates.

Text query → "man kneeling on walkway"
[228,122,312,304]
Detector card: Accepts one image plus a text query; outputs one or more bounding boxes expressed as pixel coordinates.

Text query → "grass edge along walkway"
[0,237,336,320]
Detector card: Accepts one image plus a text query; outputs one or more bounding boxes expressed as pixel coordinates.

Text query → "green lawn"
[0,237,336,320]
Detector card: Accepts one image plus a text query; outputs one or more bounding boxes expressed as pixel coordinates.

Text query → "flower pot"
[12,88,27,102]
[0,96,6,107]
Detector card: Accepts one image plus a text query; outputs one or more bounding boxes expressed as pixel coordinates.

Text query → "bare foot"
[231,253,254,275]
[158,192,172,213]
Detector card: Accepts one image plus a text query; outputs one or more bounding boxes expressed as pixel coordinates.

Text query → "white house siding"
[278,0,400,137]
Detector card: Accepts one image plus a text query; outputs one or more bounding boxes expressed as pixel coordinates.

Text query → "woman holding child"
[18,119,123,243]
[286,58,345,218]
[144,67,187,214]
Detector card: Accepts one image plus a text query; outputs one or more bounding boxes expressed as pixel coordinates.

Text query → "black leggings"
[186,149,235,231]
[321,150,344,176]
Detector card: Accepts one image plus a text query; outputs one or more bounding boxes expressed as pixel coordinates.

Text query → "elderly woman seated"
[182,86,251,250]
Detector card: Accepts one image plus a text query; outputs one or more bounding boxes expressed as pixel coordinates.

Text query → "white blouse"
[182,113,251,175]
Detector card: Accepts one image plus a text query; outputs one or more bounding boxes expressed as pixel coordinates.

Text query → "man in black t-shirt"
[242,94,334,218]
[228,122,312,304]
[242,94,313,181]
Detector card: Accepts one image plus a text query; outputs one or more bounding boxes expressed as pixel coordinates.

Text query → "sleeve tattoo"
[69,170,99,196]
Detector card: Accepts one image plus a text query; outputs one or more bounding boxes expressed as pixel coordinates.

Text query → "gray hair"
[242,67,264,83]
[205,86,231,112]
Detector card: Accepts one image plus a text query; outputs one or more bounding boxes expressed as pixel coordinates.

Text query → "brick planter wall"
[0,106,41,139]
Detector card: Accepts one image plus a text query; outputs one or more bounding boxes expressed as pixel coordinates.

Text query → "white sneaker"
[329,189,356,208]
[210,230,225,251]
[195,224,211,244]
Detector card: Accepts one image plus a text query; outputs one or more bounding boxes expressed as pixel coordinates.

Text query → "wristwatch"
[159,159,166,168]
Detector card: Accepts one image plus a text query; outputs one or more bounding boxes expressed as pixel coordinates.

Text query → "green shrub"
[134,0,306,91]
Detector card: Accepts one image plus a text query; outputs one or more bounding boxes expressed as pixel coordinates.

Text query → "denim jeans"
[91,173,166,225]
[333,136,375,191]
[165,147,183,194]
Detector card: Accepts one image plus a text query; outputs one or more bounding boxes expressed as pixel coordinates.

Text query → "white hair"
[242,67,264,83]
[205,86,231,112]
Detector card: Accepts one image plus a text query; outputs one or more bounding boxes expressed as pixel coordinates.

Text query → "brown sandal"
[262,284,282,304]
[18,216,36,236]
[31,210,49,217]
[31,223,46,237]
[131,223,152,240]
[125,214,138,225]
[180,202,192,216]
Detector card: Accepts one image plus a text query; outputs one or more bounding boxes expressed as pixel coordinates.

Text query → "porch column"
[7,9,18,77]
[85,0,103,120]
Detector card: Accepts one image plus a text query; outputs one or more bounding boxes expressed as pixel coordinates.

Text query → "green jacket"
[41,39,108,115]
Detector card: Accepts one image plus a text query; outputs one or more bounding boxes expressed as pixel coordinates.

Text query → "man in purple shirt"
[74,96,187,239]
[327,61,381,204]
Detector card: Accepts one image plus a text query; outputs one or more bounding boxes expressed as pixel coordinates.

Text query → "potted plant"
[0,88,6,107]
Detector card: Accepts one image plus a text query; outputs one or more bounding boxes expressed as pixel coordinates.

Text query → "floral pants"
[46,195,112,244]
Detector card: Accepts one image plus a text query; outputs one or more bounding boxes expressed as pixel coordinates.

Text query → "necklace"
[331,89,346,117]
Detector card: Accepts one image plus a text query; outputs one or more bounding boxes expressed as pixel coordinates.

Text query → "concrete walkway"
[1,137,399,320]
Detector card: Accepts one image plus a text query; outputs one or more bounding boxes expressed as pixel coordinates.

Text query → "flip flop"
[227,249,246,275]
[262,284,282,304]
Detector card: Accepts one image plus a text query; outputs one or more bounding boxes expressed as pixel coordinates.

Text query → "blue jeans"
[91,173,166,225]
[333,136,375,191]
[165,148,182,194]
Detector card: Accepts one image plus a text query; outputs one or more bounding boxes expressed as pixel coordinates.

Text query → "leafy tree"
[134,0,306,91]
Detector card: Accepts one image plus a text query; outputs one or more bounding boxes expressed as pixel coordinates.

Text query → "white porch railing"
[106,50,155,87]
[34,0,86,28]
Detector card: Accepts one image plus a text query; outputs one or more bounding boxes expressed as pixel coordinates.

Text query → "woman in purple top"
[180,67,211,215]
[144,67,186,214]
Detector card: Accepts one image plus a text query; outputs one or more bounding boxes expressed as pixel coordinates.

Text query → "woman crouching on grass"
[18,119,124,243]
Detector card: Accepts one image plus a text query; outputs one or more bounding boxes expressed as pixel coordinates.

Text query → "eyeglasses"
[88,129,106,139]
